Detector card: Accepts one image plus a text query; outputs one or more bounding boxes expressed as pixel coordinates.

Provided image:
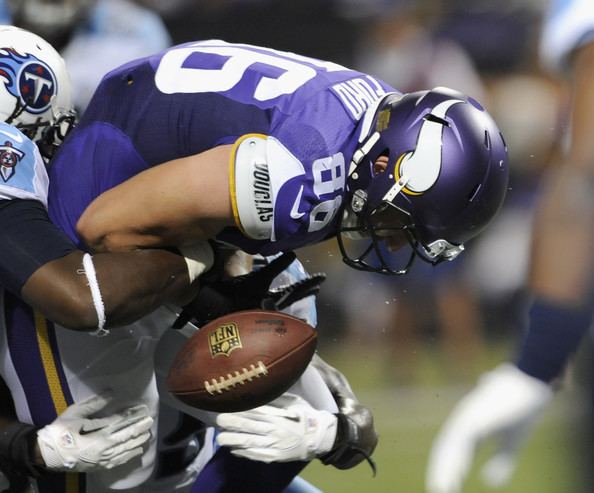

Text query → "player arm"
[22,248,199,331]
[516,41,594,383]
[76,144,235,252]
[426,40,594,493]
[0,199,201,332]
[529,42,594,305]
[0,384,153,478]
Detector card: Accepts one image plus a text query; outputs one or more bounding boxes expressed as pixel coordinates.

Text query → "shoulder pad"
[230,134,305,240]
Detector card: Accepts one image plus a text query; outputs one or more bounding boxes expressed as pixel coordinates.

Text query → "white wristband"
[82,253,108,337]
[179,240,215,283]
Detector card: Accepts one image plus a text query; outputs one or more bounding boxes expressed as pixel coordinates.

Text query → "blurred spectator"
[433,1,542,76]
[426,0,594,490]
[354,2,484,99]
[0,0,171,110]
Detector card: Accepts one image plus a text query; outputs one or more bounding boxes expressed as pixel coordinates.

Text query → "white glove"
[216,393,338,463]
[426,363,553,493]
[37,393,154,472]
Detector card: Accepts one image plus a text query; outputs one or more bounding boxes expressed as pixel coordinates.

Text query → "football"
[166,310,317,412]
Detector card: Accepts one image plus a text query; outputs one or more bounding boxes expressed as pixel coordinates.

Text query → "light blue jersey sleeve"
[0,122,48,205]
[540,0,594,73]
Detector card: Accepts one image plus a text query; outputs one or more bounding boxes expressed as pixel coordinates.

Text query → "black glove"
[312,354,378,474]
[261,272,326,311]
[173,252,325,328]
[0,422,39,493]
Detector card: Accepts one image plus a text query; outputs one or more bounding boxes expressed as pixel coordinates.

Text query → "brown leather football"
[166,310,317,412]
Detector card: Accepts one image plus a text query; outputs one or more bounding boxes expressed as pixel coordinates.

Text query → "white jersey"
[540,0,594,73]
[0,122,48,205]
[0,296,177,492]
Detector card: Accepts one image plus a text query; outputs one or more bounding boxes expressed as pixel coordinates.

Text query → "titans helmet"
[0,25,74,152]
[338,87,509,275]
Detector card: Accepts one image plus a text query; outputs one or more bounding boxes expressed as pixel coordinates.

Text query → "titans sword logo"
[0,47,57,114]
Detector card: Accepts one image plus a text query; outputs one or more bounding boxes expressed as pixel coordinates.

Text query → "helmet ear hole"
[372,148,390,176]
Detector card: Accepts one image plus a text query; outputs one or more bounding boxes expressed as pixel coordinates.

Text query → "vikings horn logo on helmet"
[385,99,463,201]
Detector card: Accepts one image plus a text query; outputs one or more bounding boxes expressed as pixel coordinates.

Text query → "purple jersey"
[48,40,395,253]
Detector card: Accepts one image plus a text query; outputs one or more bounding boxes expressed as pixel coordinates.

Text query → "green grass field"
[300,342,589,493]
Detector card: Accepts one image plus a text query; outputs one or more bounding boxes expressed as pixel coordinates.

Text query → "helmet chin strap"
[4,99,27,126]
[382,170,411,203]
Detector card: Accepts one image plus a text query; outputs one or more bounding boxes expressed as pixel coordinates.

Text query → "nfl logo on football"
[208,323,243,357]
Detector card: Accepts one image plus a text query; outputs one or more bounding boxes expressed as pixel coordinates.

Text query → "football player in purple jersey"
[40,40,508,492]
[0,29,509,492]
[59,40,509,280]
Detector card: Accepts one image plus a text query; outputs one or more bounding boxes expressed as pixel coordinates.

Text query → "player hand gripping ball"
[425,363,553,493]
[36,393,153,472]
[216,393,338,462]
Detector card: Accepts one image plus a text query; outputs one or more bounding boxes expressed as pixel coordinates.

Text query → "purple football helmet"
[338,86,509,275]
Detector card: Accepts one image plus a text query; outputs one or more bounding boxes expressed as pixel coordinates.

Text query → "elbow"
[77,213,146,252]
[49,295,100,332]
[36,276,100,331]
[76,212,109,252]
[21,252,105,331]
[77,215,128,253]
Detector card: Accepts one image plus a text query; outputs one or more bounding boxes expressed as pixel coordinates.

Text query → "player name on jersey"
[331,76,387,120]
[252,162,273,223]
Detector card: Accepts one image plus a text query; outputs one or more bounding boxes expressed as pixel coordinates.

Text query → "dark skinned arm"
[0,197,199,332]
[21,248,197,331]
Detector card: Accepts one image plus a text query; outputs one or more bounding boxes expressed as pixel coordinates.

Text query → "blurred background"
[4,0,591,491]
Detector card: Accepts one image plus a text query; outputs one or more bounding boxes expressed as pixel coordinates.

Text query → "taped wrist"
[178,240,215,284]
[0,423,39,481]
[319,413,377,475]
[516,298,593,382]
